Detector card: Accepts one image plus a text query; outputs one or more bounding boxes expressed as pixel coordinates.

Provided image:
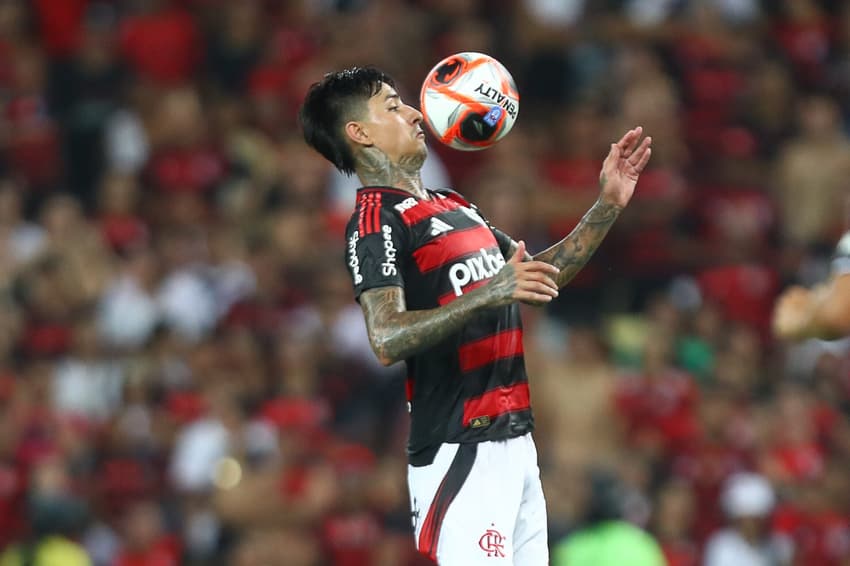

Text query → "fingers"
[514,288,557,304]
[518,260,560,278]
[520,269,559,292]
[615,127,641,152]
[509,258,560,303]
[631,136,652,172]
[516,293,555,304]
[499,249,561,304]
[604,142,621,166]
[520,279,559,297]
[621,126,643,156]
[509,240,526,264]
[514,262,560,304]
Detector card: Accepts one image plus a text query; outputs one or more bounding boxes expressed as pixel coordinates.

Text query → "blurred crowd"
[1,0,850,564]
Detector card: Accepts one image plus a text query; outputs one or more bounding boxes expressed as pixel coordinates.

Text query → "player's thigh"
[408,442,462,550]
[435,504,516,565]
[512,453,549,566]
[433,442,525,565]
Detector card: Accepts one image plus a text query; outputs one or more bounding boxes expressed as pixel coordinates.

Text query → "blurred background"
[0,0,849,564]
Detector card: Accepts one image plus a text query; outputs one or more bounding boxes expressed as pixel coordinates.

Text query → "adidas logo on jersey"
[430,218,453,236]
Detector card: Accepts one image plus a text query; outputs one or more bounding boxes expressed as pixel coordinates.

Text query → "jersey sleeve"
[344,204,409,299]
[469,205,514,258]
[488,226,516,258]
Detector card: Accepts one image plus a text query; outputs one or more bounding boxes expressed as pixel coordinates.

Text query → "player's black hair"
[299,66,396,176]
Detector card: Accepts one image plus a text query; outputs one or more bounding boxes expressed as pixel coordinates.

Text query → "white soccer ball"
[419,52,519,151]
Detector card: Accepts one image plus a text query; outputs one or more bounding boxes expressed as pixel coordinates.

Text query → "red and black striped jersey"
[344,186,534,466]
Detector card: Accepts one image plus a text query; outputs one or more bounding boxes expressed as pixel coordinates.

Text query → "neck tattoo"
[357,147,428,199]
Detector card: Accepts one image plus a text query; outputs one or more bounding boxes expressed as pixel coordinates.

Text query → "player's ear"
[344,121,372,147]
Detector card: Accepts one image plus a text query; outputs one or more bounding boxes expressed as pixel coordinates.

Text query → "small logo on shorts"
[470,416,491,429]
[479,525,506,558]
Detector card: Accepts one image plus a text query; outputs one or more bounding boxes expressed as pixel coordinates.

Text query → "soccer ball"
[420,52,519,151]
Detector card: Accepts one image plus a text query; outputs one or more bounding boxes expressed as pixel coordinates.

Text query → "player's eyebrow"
[385,93,400,103]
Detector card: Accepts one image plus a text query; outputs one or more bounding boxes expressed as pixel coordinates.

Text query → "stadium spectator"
[702,472,791,566]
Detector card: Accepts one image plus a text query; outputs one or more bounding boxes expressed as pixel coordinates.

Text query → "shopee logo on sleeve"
[448,248,506,296]
[381,225,398,277]
[348,232,363,285]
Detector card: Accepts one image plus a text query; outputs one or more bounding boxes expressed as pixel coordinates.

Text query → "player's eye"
[388,106,399,112]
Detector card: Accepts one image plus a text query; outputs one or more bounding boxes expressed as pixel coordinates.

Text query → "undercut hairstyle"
[299,67,396,176]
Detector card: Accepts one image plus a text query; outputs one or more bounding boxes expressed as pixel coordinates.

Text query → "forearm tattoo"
[360,285,491,365]
[355,147,428,199]
[533,199,623,288]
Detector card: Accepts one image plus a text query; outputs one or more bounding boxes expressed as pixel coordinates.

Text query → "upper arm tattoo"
[360,286,407,338]
[359,284,489,365]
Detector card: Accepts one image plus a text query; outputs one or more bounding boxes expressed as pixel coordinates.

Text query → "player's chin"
[408,141,428,163]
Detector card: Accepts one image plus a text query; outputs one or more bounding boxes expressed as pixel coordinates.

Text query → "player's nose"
[405,104,423,124]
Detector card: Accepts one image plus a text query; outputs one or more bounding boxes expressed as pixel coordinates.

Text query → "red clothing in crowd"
[31,0,88,57]
[113,536,181,566]
[119,7,202,84]
[541,156,602,237]
[614,369,700,455]
[540,156,604,288]
[0,461,27,548]
[673,442,751,542]
[615,167,688,279]
[146,147,226,194]
[771,17,832,86]
[19,319,73,359]
[322,512,384,566]
[4,95,63,190]
[767,442,825,483]
[99,214,149,252]
[660,540,699,566]
[697,264,779,337]
[774,504,850,566]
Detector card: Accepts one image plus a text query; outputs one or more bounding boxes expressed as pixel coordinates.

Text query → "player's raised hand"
[486,241,559,307]
[599,127,652,208]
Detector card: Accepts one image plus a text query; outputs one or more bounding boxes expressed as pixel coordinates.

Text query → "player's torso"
[396,191,505,309]
[347,187,534,464]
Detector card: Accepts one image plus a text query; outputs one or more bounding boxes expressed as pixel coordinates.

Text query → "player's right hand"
[487,241,559,307]
[772,285,811,339]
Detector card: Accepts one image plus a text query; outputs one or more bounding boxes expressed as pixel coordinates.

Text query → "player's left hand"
[599,127,652,208]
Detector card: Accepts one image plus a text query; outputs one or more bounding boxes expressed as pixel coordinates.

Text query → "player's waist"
[408,407,534,467]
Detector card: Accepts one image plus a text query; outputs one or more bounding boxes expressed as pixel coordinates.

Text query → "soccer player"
[773,231,850,340]
[299,67,652,565]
